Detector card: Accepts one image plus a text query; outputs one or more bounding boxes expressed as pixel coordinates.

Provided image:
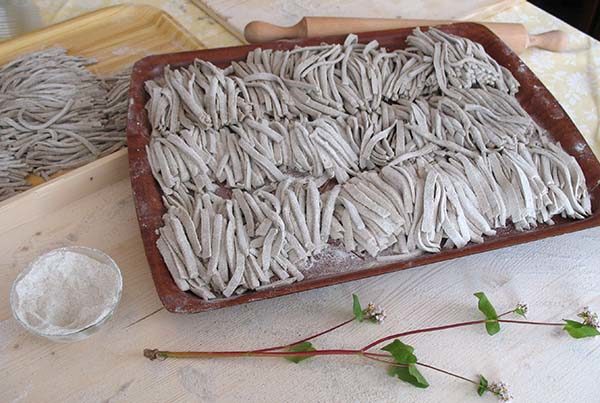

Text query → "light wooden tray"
[0,4,203,225]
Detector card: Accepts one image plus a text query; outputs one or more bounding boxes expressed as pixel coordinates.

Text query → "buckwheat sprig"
[145,292,599,401]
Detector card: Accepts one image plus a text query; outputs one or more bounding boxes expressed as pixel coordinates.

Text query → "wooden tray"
[127,23,600,313]
[0,4,203,221]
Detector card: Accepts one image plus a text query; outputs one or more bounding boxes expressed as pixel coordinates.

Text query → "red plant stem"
[416,362,477,385]
[251,317,355,352]
[361,317,563,351]
[144,348,361,360]
[362,353,477,386]
[497,310,515,318]
[362,353,401,366]
[147,350,391,362]
[146,347,483,390]
[363,352,392,358]
[360,319,489,351]
[145,312,565,362]
[498,319,563,326]
[147,349,482,389]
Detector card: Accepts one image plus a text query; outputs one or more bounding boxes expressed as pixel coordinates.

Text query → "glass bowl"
[10,246,123,342]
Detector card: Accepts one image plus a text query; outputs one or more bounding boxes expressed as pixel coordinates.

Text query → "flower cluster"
[364,302,387,324]
[488,381,513,402]
[578,307,599,329]
[515,303,528,317]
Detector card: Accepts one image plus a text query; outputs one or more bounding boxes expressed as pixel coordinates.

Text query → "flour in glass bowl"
[11,248,122,338]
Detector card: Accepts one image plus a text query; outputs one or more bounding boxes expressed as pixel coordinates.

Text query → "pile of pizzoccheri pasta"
[145,28,591,300]
[0,48,130,201]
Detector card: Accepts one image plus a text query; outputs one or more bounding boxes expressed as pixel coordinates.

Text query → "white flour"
[13,249,121,336]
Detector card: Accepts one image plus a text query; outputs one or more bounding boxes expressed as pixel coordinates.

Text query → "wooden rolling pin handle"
[527,30,569,52]
[245,17,568,55]
[244,20,307,43]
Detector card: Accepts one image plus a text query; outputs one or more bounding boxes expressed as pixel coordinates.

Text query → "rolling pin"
[244,17,568,54]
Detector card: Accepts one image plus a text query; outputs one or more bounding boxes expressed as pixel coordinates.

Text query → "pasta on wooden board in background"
[0,150,29,201]
[144,28,591,300]
[0,48,130,201]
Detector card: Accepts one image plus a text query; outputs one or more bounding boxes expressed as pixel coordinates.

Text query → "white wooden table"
[2,1,600,402]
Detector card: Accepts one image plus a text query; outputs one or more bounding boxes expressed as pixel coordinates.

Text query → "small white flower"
[488,381,513,402]
[578,307,599,328]
[364,302,386,324]
[515,303,528,316]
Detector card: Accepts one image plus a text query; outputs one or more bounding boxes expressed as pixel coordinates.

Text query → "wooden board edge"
[0,5,126,59]
[0,5,206,64]
[189,0,248,43]
[150,5,207,49]
[0,149,130,233]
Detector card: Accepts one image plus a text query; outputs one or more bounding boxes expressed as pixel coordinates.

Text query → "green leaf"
[388,365,429,388]
[477,375,488,396]
[383,340,429,388]
[474,292,498,319]
[485,320,500,336]
[353,294,363,322]
[474,292,500,336]
[382,340,417,364]
[563,320,600,339]
[285,342,316,363]
[408,365,429,388]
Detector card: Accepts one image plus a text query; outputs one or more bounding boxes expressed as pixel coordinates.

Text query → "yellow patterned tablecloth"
[490,3,600,157]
